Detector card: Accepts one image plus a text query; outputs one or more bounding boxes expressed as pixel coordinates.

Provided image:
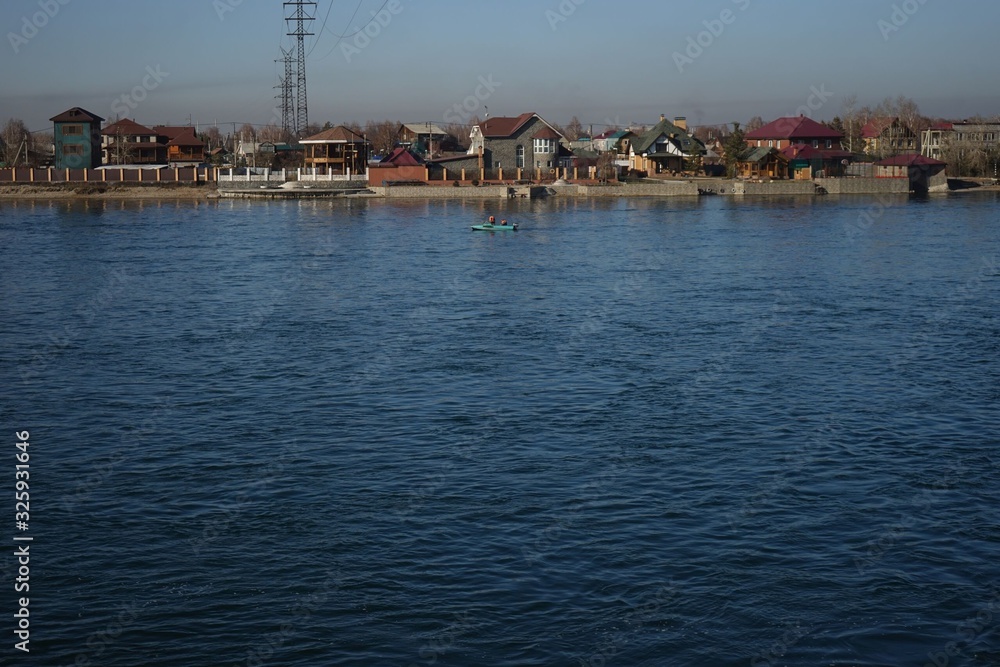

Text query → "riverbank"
[2,178,998,200]
[0,183,217,199]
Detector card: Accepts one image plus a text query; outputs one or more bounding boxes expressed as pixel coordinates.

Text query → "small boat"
[471,222,518,232]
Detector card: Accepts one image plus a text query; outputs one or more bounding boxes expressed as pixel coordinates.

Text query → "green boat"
[471,222,518,231]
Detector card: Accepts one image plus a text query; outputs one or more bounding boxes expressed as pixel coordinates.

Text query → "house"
[153,126,205,166]
[51,107,104,169]
[628,116,705,175]
[780,143,852,179]
[368,147,426,185]
[592,129,635,154]
[861,117,919,157]
[920,122,953,160]
[467,112,565,177]
[745,116,843,151]
[875,154,948,193]
[299,126,369,175]
[737,147,788,180]
[101,118,166,165]
[399,123,455,154]
[922,119,1000,165]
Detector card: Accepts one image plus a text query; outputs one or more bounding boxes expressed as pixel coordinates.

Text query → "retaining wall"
[815,177,909,194]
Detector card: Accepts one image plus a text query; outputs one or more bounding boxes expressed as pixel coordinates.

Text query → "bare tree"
[1,118,31,167]
[258,124,285,143]
[745,116,765,132]
[239,123,258,142]
[563,116,585,141]
[364,119,399,157]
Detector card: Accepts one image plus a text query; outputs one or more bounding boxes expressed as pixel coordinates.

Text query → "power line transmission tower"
[275,48,295,136]
[284,0,316,137]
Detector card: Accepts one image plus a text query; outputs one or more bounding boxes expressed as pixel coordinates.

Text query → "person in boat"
[500,219,508,226]
[488,215,496,225]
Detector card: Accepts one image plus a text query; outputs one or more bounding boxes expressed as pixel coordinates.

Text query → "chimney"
[660,114,666,122]
[674,116,687,131]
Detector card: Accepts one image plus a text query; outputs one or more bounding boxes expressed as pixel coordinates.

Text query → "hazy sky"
[3,0,998,134]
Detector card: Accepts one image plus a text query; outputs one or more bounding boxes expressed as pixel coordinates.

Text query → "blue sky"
[3,0,998,133]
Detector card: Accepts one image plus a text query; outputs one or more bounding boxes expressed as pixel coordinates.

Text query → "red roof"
[928,121,953,131]
[861,117,898,139]
[154,126,204,147]
[875,154,946,167]
[746,116,843,141]
[380,147,423,166]
[478,113,562,139]
[50,107,104,123]
[533,127,561,140]
[780,144,851,161]
[102,118,157,136]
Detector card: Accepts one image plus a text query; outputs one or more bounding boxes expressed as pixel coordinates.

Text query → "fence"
[0,167,213,183]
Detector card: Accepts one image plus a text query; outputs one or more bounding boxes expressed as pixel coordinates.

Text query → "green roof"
[633,118,705,156]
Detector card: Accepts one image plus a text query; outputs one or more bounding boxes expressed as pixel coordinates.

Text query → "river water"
[1,194,998,666]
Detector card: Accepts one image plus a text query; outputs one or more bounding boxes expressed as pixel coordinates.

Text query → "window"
[812,140,819,148]
[826,140,832,148]
[494,161,501,169]
[516,145,524,168]
[768,140,774,148]
[533,138,554,154]
[62,125,83,136]
[63,144,83,155]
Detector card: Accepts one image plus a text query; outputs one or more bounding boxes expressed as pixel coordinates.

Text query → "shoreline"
[1,181,997,201]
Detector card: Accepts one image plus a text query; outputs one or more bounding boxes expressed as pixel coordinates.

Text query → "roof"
[875,154,946,167]
[102,118,157,136]
[928,122,954,131]
[154,126,204,147]
[300,126,367,143]
[861,117,899,139]
[50,107,105,123]
[533,127,561,140]
[779,144,853,161]
[380,147,424,166]
[477,113,562,139]
[632,117,705,155]
[746,116,843,141]
[402,123,447,136]
[741,146,785,163]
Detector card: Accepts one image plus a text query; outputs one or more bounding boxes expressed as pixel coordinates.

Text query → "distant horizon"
[4,0,998,134]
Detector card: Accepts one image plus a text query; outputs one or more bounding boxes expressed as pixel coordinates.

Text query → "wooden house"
[300,126,369,176]
[51,107,104,169]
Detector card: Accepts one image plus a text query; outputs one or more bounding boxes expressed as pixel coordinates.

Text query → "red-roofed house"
[861,117,918,157]
[153,126,206,166]
[745,116,844,151]
[299,126,369,176]
[368,147,426,185]
[101,118,166,165]
[467,112,565,178]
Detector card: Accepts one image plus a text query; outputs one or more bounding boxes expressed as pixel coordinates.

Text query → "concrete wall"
[575,181,700,196]
[742,180,817,195]
[815,177,909,194]
[370,185,511,198]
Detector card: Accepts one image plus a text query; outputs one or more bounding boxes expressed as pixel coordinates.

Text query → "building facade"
[51,107,104,169]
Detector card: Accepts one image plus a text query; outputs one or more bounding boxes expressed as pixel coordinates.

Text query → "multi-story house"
[744,116,843,151]
[153,126,206,166]
[922,120,1000,165]
[50,107,104,169]
[467,113,565,175]
[300,126,370,175]
[861,117,919,157]
[629,116,704,174]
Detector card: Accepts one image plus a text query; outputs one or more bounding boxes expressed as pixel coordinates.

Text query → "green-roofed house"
[628,115,705,175]
[737,147,789,180]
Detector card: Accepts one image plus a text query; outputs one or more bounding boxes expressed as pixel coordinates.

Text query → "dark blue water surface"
[1,193,999,667]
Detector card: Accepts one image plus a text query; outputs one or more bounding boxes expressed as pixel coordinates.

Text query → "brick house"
[467,113,565,177]
[745,116,843,151]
